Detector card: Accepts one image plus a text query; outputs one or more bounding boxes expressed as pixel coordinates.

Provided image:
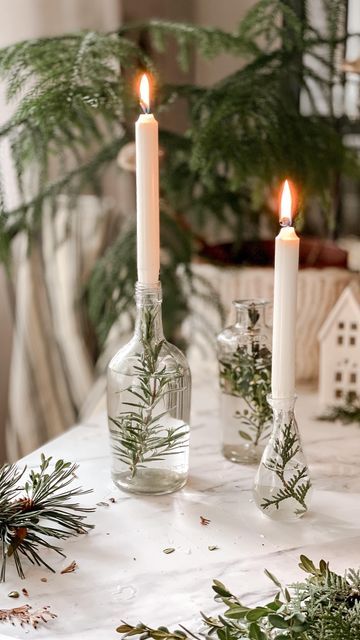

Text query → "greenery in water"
[117,555,360,640]
[219,305,272,446]
[0,454,94,582]
[110,307,188,478]
[0,0,356,349]
[260,420,311,515]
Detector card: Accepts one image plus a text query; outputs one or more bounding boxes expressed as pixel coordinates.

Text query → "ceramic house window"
[335,371,342,382]
[335,389,343,399]
[349,336,356,346]
[350,372,357,384]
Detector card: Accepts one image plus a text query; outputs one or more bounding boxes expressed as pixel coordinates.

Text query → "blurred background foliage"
[0,0,357,350]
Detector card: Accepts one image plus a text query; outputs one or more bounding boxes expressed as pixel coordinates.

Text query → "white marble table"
[1,371,360,640]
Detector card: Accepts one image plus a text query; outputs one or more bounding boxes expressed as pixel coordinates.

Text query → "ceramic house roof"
[318,280,360,342]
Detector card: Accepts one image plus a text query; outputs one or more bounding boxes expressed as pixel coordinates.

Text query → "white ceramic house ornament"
[318,281,360,407]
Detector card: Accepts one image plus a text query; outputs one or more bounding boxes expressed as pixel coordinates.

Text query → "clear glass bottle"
[107,282,191,495]
[217,300,272,464]
[253,396,312,521]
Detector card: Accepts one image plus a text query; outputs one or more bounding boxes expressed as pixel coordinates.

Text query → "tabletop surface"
[1,371,360,640]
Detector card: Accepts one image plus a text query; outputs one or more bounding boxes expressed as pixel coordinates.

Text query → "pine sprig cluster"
[117,555,360,640]
[0,454,94,582]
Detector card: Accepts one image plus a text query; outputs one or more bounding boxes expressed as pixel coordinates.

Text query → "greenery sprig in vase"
[217,300,272,464]
[109,306,189,479]
[107,282,191,495]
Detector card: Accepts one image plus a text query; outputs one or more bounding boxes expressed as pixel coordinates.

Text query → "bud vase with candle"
[217,299,272,464]
[254,181,312,520]
[254,395,311,520]
[107,74,191,495]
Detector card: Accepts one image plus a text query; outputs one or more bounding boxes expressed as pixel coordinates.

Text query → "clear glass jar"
[107,282,191,495]
[217,300,272,464]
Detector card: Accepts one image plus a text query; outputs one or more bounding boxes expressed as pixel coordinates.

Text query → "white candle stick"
[135,74,160,285]
[271,180,300,399]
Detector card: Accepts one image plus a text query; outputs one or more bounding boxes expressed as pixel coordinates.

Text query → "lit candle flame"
[279,179,292,227]
[139,73,150,113]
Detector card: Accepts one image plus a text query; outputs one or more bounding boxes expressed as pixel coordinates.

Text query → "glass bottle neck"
[234,301,268,332]
[134,281,164,342]
[268,395,297,420]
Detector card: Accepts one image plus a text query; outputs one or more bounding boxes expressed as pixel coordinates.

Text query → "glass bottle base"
[253,484,311,521]
[222,444,263,465]
[111,467,188,496]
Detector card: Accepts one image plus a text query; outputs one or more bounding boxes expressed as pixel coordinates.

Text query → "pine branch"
[0,454,94,582]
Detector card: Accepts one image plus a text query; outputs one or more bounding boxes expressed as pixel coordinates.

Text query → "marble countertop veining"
[0,372,359,640]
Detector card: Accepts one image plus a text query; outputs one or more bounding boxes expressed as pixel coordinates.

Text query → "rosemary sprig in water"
[260,420,311,515]
[219,305,272,445]
[110,308,188,477]
[0,454,94,582]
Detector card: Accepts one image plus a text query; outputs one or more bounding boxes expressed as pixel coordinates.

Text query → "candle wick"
[140,99,150,114]
[280,217,292,227]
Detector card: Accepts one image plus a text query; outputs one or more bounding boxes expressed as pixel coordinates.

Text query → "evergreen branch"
[219,305,272,446]
[109,307,189,478]
[3,135,128,240]
[260,420,311,513]
[0,454,94,582]
[117,555,360,640]
[317,393,360,426]
[0,0,356,356]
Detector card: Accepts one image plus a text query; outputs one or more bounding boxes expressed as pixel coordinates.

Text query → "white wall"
[194,0,256,85]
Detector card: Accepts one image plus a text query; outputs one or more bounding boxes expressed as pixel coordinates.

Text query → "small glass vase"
[107,281,191,495]
[217,300,272,464]
[253,396,312,521]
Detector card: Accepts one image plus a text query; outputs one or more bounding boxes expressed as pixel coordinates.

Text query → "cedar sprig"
[260,420,311,515]
[0,454,94,582]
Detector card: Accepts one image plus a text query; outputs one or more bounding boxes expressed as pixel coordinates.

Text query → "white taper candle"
[271,181,300,399]
[135,74,160,285]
